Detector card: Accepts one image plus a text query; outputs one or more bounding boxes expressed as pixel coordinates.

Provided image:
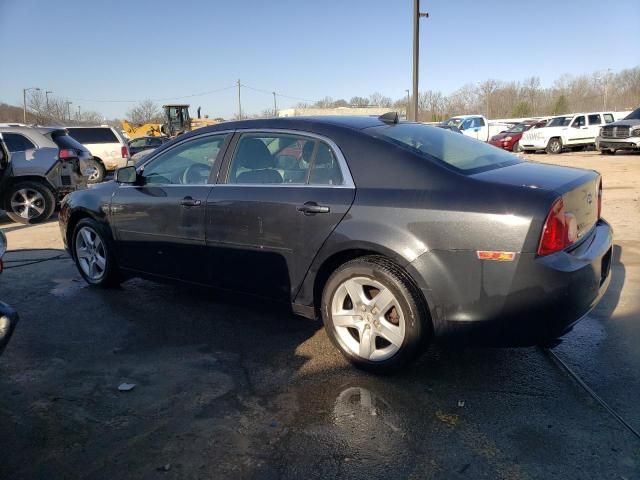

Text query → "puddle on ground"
[50,277,88,298]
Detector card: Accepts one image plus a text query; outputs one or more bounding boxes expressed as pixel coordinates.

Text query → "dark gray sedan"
[59,115,612,372]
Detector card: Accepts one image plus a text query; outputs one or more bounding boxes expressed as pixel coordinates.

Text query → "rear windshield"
[50,130,87,150]
[67,127,118,144]
[367,123,521,174]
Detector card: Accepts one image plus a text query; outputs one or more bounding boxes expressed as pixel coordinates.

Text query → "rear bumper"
[408,219,613,346]
[0,301,19,355]
[596,136,640,151]
[520,138,548,151]
[102,157,129,171]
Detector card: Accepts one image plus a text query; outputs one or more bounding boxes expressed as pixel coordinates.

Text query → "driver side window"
[142,134,228,185]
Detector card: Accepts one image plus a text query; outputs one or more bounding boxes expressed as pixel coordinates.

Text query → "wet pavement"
[1,152,639,479]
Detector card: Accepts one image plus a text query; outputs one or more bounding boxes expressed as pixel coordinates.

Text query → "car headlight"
[0,230,6,258]
[632,127,640,137]
[503,136,512,142]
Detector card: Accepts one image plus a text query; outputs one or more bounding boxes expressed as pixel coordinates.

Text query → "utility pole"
[272,92,278,117]
[237,79,242,120]
[22,87,41,124]
[77,105,81,121]
[65,101,72,122]
[405,89,410,119]
[411,0,429,122]
[45,90,53,111]
[603,68,611,110]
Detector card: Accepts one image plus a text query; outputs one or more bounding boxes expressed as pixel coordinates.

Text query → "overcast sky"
[1,0,638,119]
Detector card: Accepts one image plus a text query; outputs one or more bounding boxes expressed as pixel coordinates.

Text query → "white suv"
[67,126,130,182]
[520,112,615,154]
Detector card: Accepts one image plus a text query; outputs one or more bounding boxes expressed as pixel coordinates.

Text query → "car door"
[110,132,231,283]
[128,138,147,155]
[586,114,603,142]
[566,115,587,145]
[205,130,355,300]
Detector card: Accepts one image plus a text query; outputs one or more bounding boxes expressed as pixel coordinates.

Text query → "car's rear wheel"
[321,256,428,373]
[601,149,616,155]
[85,158,106,183]
[72,218,120,287]
[546,138,563,154]
[4,181,56,224]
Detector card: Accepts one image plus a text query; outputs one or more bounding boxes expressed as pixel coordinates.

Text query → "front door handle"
[297,201,330,215]
[180,196,202,207]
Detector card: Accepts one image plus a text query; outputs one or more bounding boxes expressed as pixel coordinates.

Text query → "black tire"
[545,138,563,154]
[321,255,429,373]
[600,149,615,155]
[85,158,106,184]
[72,218,120,287]
[4,181,56,224]
[512,141,522,153]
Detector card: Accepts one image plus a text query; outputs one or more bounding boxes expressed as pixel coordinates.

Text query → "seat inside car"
[233,138,283,184]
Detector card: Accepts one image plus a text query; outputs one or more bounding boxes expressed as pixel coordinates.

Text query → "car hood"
[607,119,640,127]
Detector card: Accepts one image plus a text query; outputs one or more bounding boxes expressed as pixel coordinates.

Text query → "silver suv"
[0,126,90,224]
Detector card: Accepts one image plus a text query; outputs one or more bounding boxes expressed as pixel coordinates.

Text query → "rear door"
[566,115,588,145]
[205,130,355,300]
[110,132,230,283]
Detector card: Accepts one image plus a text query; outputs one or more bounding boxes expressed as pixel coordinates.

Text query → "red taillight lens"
[121,145,129,158]
[59,148,76,159]
[597,178,602,218]
[537,198,578,256]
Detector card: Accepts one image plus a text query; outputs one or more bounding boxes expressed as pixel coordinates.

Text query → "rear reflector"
[476,251,516,261]
[121,145,129,158]
[58,148,76,159]
[537,197,578,256]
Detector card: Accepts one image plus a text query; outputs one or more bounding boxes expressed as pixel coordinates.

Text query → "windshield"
[624,108,640,120]
[546,116,572,127]
[443,117,464,127]
[507,123,531,133]
[367,123,521,175]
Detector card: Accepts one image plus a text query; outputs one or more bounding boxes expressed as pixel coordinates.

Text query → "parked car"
[441,115,509,142]
[66,126,130,183]
[0,126,89,224]
[520,112,615,154]
[128,136,170,156]
[488,120,547,152]
[0,142,19,355]
[59,115,612,372]
[596,107,640,155]
[435,124,463,133]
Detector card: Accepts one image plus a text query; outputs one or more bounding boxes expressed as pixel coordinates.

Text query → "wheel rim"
[10,188,46,219]
[550,141,561,153]
[85,161,101,183]
[330,277,406,362]
[75,226,107,281]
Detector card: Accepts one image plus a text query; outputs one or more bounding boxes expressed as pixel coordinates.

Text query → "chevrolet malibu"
[59,115,612,372]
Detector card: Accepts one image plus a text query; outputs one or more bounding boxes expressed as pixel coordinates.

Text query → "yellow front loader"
[122,104,220,140]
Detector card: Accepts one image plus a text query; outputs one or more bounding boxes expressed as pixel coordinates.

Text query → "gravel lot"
[1,150,639,479]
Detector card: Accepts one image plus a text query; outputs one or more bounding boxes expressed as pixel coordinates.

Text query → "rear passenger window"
[588,114,601,125]
[67,128,118,144]
[309,143,344,185]
[603,114,614,123]
[2,133,35,152]
[228,134,314,184]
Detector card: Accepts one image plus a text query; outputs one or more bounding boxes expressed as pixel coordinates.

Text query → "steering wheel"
[181,163,211,184]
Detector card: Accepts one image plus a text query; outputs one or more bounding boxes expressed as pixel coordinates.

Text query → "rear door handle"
[297,201,330,215]
[180,196,202,207]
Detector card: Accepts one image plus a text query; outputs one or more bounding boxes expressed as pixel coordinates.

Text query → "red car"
[489,120,546,152]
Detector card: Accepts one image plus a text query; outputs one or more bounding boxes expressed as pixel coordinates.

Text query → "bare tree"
[368,92,392,107]
[126,99,163,124]
[350,96,369,108]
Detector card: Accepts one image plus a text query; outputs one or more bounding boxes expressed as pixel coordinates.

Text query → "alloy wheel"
[330,277,406,362]
[75,226,107,281]
[10,188,46,220]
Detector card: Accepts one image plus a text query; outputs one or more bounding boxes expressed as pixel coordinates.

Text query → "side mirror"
[116,166,137,184]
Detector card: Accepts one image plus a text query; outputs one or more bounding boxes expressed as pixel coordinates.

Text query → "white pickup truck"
[441,115,511,142]
[520,112,615,154]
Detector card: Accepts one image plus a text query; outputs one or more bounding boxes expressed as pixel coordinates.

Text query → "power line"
[67,85,237,104]
[240,83,319,104]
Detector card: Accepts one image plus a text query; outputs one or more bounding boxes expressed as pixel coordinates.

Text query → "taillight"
[121,145,129,158]
[597,178,602,218]
[59,148,77,159]
[537,198,578,256]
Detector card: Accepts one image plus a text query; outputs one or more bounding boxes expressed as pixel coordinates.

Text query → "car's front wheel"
[4,181,56,224]
[72,218,120,287]
[600,149,616,155]
[321,256,429,373]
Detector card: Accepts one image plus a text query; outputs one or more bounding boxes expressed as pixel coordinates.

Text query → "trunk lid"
[473,161,601,240]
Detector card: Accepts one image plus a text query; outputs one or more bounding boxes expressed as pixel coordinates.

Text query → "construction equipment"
[121,104,220,140]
